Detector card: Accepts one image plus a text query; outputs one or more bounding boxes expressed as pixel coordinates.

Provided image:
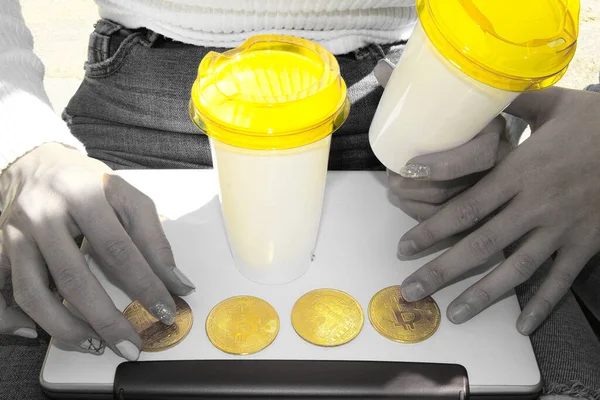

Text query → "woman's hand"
[0,143,195,360]
[397,86,600,335]
[374,59,513,222]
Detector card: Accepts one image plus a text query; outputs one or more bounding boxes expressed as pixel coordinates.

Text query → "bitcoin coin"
[206,296,279,355]
[368,285,440,343]
[123,296,193,352]
[291,288,363,346]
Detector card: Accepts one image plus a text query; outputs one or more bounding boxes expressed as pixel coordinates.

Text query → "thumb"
[0,238,37,339]
[504,86,565,127]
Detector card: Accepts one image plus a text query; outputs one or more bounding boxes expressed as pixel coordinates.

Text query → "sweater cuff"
[0,89,87,173]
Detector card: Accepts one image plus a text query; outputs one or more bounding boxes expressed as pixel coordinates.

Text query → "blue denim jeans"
[1,18,599,399]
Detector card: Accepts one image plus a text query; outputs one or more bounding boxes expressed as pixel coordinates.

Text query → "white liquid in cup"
[369,21,519,174]
[210,135,331,285]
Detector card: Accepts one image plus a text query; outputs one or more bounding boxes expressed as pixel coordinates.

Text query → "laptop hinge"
[114,360,469,399]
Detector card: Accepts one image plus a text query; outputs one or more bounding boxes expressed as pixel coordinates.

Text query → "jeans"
[1,18,599,399]
[63,20,400,171]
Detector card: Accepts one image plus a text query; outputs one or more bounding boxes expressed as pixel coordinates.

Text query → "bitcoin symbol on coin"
[387,295,423,331]
[393,309,423,330]
[229,303,260,343]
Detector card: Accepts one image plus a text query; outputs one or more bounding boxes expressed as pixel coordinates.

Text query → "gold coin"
[291,288,363,347]
[206,296,279,355]
[123,296,193,352]
[368,285,440,343]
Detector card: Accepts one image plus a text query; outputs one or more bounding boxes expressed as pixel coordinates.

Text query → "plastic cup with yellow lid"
[369,0,580,174]
[190,34,350,285]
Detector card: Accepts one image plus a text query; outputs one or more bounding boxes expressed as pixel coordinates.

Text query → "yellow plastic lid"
[417,0,580,91]
[190,35,350,150]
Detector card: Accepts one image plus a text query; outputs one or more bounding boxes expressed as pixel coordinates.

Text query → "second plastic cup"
[190,35,349,285]
[370,0,580,174]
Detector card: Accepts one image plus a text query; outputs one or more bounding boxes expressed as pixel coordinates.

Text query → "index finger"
[70,193,177,326]
[103,175,195,296]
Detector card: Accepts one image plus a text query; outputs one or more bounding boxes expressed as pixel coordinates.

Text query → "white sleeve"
[0,0,86,173]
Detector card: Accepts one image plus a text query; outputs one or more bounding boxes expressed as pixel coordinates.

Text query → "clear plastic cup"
[370,0,580,174]
[190,35,349,285]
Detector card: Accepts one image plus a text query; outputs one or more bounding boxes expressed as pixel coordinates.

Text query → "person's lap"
[1,19,599,399]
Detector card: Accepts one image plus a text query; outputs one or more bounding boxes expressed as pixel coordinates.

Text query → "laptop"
[41,170,541,399]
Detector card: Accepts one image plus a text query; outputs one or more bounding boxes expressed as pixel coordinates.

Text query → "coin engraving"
[369,285,440,343]
[206,296,279,355]
[291,288,363,346]
[123,296,193,352]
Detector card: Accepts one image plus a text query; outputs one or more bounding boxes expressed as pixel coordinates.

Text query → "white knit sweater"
[0,0,417,172]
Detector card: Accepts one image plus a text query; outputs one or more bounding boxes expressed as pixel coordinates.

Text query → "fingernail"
[517,313,539,336]
[149,302,176,325]
[402,281,425,302]
[173,268,195,292]
[398,240,418,256]
[116,340,140,361]
[13,328,37,339]
[399,164,430,179]
[79,338,105,355]
[448,303,472,324]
